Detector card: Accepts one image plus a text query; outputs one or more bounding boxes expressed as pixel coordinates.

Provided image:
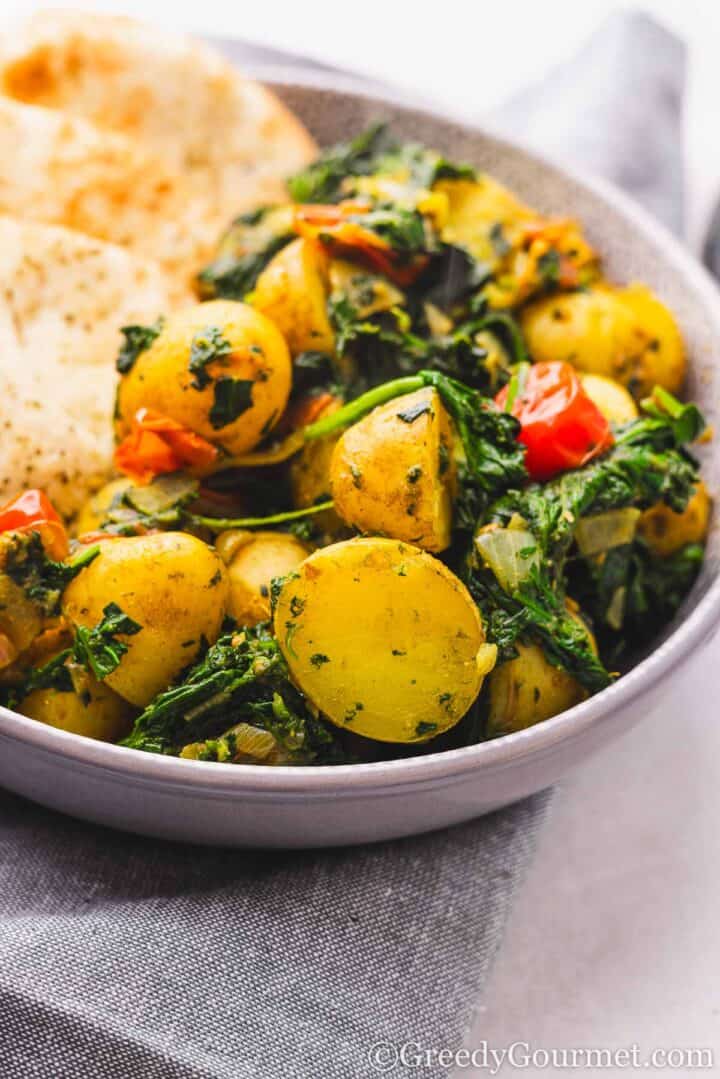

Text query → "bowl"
[1,76,719,848]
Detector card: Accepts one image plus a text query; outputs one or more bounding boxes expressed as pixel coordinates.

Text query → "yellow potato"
[62,532,229,707]
[330,387,456,553]
[74,477,131,536]
[521,282,685,397]
[216,529,310,627]
[290,395,344,534]
[252,237,335,356]
[117,299,292,457]
[580,373,638,424]
[638,481,711,558]
[434,176,532,265]
[273,537,496,743]
[487,640,588,737]
[20,673,134,743]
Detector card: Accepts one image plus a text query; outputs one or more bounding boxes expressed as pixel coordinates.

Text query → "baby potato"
[330,387,456,553]
[252,237,335,356]
[117,299,292,457]
[19,672,134,743]
[62,532,229,707]
[434,176,532,265]
[521,282,685,397]
[273,537,497,743]
[74,477,132,536]
[487,639,588,737]
[638,481,711,558]
[580,373,638,425]
[290,395,345,534]
[216,529,310,627]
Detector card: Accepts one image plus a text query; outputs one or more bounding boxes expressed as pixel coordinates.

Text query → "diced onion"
[574,508,641,558]
[474,527,540,593]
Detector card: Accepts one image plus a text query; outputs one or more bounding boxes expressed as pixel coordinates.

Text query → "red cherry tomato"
[496,361,614,481]
[0,489,68,559]
[115,408,219,484]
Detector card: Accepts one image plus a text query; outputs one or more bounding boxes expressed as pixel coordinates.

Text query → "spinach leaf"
[287,123,394,203]
[197,207,293,300]
[3,534,100,617]
[73,602,142,681]
[116,319,164,375]
[188,325,233,390]
[209,377,255,429]
[122,624,348,763]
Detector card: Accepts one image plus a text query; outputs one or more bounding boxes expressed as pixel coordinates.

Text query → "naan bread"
[0,97,220,291]
[0,217,186,517]
[0,12,316,219]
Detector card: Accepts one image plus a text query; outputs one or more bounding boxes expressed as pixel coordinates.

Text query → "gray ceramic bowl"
[1,77,718,848]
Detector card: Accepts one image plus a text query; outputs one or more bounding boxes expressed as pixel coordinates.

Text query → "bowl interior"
[1,79,719,792]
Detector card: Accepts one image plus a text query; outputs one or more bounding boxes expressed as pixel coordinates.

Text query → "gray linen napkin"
[0,13,685,1079]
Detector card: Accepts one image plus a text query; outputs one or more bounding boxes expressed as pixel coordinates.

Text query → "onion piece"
[574,508,641,558]
[474,527,540,593]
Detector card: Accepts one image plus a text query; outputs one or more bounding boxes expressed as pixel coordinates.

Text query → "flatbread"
[0,97,221,291]
[0,12,316,219]
[0,217,186,517]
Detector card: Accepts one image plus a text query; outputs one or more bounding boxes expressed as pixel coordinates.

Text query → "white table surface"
[3,2,719,1072]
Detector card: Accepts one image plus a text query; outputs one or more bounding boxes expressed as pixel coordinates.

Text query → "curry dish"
[0,119,711,766]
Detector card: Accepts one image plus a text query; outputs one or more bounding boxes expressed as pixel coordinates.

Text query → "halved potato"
[273,536,496,743]
[252,237,335,355]
[330,387,456,552]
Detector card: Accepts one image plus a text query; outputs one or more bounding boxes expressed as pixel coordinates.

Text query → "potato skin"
[580,373,638,425]
[117,299,292,457]
[330,387,456,553]
[252,237,335,356]
[638,481,711,558]
[487,640,588,737]
[20,675,134,743]
[62,532,229,707]
[217,529,309,627]
[74,477,131,536]
[273,537,496,743]
[290,395,345,534]
[521,283,685,397]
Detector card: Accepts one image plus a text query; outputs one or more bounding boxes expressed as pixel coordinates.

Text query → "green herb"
[115,319,163,374]
[415,720,438,736]
[188,325,233,390]
[197,207,293,300]
[73,602,142,681]
[3,534,100,617]
[287,123,394,203]
[209,377,255,429]
[310,653,331,668]
[122,625,348,763]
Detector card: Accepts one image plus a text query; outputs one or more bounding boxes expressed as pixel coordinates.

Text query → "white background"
[3,2,720,1072]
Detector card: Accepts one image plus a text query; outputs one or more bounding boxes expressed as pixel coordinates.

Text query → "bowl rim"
[2,73,720,797]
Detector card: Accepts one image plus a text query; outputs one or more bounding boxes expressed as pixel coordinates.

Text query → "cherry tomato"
[0,489,68,559]
[115,408,219,484]
[496,361,614,481]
